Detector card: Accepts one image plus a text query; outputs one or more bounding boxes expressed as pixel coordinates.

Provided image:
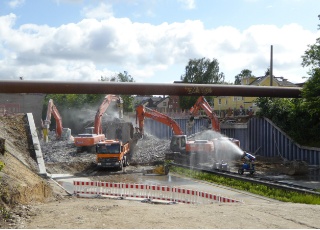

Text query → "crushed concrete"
[130,134,170,165]
[40,131,171,174]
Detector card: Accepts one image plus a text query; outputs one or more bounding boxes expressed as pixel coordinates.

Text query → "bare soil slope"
[0,114,59,228]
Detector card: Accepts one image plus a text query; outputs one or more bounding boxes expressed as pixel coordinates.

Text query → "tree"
[181,58,225,84]
[234,69,255,85]
[179,57,224,109]
[300,15,320,139]
[255,15,320,147]
[301,15,320,69]
[114,71,135,113]
[301,68,320,117]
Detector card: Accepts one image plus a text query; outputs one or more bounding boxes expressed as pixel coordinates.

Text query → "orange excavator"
[74,94,123,153]
[189,96,220,132]
[135,105,215,165]
[188,96,240,147]
[41,99,72,142]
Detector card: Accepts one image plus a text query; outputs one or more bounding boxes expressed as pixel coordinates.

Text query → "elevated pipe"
[0,80,302,98]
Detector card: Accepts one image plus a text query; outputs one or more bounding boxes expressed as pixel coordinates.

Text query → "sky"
[0,0,320,84]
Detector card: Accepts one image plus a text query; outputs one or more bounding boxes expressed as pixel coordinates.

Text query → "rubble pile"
[130,133,171,165]
[39,131,170,173]
[41,139,94,163]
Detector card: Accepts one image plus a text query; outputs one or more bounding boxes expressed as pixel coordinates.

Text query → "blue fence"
[248,117,320,166]
[142,117,320,166]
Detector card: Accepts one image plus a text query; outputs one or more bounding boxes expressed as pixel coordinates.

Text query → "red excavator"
[189,96,220,132]
[135,105,215,165]
[41,99,72,142]
[74,94,123,153]
[188,96,240,147]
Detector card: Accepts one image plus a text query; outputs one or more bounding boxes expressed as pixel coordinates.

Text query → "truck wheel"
[123,156,129,167]
[118,161,123,171]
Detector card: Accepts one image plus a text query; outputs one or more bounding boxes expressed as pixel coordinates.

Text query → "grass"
[0,207,11,220]
[170,166,320,205]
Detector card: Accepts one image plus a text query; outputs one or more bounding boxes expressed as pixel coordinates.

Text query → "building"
[213,75,299,117]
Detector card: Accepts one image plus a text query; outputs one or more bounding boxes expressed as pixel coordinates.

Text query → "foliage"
[42,71,136,133]
[101,71,135,112]
[255,17,320,147]
[301,68,320,117]
[301,37,320,69]
[180,57,225,84]
[0,161,4,172]
[179,57,225,109]
[255,97,320,146]
[115,71,135,113]
[301,15,320,69]
[170,166,320,204]
[0,207,11,220]
[234,69,255,85]
[42,93,106,133]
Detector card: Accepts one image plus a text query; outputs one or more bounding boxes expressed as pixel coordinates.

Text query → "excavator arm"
[93,94,123,135]
[42,99,63,140]
[135,105,184,137]
[189,96,220,132]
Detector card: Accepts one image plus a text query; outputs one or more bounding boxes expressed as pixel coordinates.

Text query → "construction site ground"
[0,114,320,229]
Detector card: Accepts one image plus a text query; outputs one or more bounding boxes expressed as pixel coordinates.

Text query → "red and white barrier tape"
[73,181,243,204]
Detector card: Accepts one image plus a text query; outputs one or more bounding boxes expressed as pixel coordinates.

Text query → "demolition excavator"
[188,96,240,147]
[135,105,216,166]
[41,99,72,142]
[74,94,123,153]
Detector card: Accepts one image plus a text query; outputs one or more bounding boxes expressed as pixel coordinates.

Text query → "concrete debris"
[130,133,170,165]
[40,131,170,168]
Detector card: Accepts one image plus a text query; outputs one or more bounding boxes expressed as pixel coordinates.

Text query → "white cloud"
[178,0,196,9]
[8,0,25,8]
[81,2,113,20]
[0,13,319,83]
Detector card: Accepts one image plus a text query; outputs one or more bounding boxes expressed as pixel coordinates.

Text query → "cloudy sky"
[0,0,319,84]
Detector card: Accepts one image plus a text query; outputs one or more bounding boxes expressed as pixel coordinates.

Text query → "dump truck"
[95,120,136,170]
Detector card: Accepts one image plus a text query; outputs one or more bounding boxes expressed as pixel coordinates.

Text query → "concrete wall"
[0,93,46,129]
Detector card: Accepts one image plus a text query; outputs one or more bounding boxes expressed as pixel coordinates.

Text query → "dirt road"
[24,192,320,229]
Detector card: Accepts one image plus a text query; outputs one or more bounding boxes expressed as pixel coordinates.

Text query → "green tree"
[179,57,224,109]
[234,69,255,85]
[114,71,135,113]
[301,68,320,117]
[301,15,320,69]
[255,15,320,147]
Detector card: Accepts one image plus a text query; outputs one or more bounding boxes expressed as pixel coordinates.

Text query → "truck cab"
[96,140,130,170]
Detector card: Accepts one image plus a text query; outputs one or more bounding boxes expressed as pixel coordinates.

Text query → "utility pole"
[270,45,273,86]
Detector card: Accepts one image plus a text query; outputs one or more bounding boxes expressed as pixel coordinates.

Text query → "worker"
[242,151,255,170]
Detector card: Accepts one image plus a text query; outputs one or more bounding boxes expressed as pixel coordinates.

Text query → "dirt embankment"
[0,115,58,228]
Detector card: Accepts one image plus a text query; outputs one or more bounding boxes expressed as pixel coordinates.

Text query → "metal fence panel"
[142,116,320,166]
[248,117,320,166]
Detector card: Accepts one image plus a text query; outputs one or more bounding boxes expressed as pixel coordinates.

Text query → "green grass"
[170,166,320,205]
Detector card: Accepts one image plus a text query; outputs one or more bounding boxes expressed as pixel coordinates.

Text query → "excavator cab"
[170,135,187,153]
